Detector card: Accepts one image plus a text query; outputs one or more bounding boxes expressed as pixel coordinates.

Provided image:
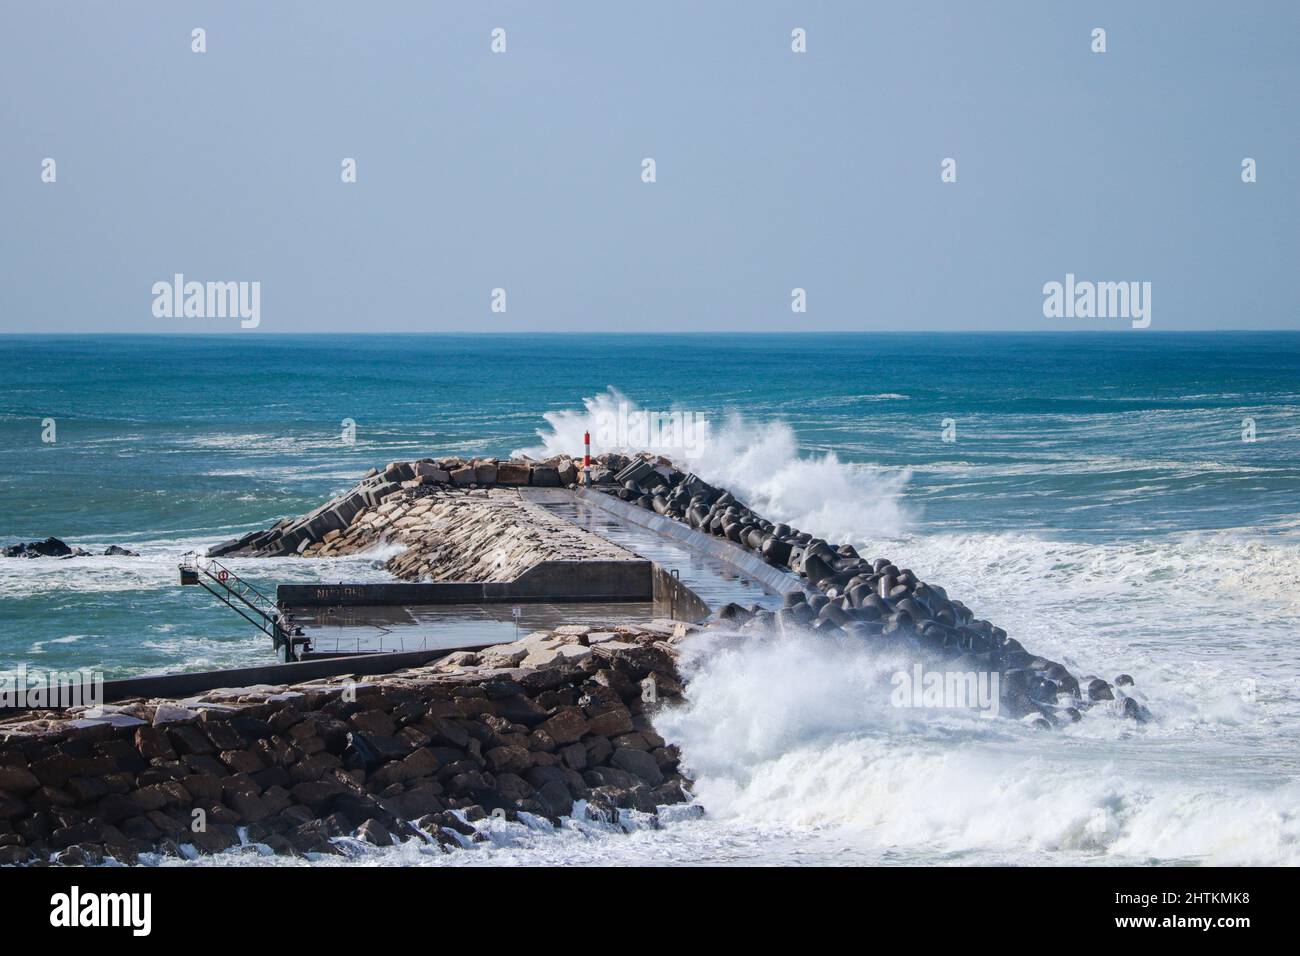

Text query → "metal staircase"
[179,553,310,661]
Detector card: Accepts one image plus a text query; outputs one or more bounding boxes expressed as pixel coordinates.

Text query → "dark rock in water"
[103,545,140,557]
[851,601,883,622]
[783,591,807,607]
[1114,674,1135,687]
[610,747,664,787]
[845,620,883,638]
[1118,696,1151,723]
[1086,678,1114,702]
[802,553,835,586]
[817,602,851,627]
[788,602,816,625]
[879,619,908,641]
[2,536,73,558]
[1046,667,1080,700]
[354,818,393,846]
[894,597,930,622]
[761,536,792,565]
[614,458,656,486]
[1028,676,1058,703]
[812,616,842,634]
[713,602,752,624]
[1022,713,1053,731]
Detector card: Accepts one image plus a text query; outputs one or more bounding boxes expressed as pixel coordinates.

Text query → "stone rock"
[484,745,531,776]
[586,706,634,737]
[0,765,40,795]
[533,779,573,817]
[539,708,589,745]
[227,790,270,823]
[559,742,587,771]
[0,792,27,820]
[610,747,664,786]
[2,536,73,558]
[1086,678,1114,702]
[152,704,200,728]
[495,462,531,486]
[354,818,393,846]
[167,725,216,755]
[529,466,561,487]
[413,462,450,483]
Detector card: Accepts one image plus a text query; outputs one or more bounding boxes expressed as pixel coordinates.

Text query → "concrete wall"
[652,564,711,622]
[277,560,653,607]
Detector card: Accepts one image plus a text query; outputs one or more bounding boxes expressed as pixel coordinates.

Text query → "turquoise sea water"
[2,332,1298,865]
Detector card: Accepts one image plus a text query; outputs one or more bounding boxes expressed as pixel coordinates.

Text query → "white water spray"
[515,387,915,542]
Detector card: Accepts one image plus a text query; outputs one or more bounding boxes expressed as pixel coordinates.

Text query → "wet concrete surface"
[285,600,657,655]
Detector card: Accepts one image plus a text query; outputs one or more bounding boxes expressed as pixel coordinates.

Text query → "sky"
[1,0,1296,333]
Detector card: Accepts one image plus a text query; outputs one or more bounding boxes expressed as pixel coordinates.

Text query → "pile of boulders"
[208,455,614,561]
[209,479,637,582]
[2,537,138,559]
[0,623,692,866]
[599,456,1150,727]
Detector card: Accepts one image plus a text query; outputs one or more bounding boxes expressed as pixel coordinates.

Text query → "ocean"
[2,332,1298,866]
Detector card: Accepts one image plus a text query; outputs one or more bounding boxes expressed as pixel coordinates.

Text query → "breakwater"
[589,456,1149,726]
[0,622,691,865]
[212,452,1148,727]
[0,450,1153,865]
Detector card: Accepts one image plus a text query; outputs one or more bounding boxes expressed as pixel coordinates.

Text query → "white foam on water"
[493,388,1300,865]
[651,627,1300,865]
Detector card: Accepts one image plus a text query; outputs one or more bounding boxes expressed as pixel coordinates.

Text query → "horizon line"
[2,328,1298,337]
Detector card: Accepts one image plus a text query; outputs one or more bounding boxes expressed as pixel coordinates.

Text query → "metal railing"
[180,552,310,660]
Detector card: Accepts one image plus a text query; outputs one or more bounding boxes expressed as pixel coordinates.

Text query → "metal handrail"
[180,551,308,658]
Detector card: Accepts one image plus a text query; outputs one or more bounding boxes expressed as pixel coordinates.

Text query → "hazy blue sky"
[1,1,1296,332]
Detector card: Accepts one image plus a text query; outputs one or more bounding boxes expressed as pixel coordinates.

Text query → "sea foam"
[516,386,914,541]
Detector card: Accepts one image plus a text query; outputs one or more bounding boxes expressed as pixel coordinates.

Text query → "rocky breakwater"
[0,623,691,866]
[204,449,1148,727]
[208,457,631,581]
[596,455,1151,728]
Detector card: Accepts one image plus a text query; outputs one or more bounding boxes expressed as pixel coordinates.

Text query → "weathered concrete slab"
[277,559,653,606]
